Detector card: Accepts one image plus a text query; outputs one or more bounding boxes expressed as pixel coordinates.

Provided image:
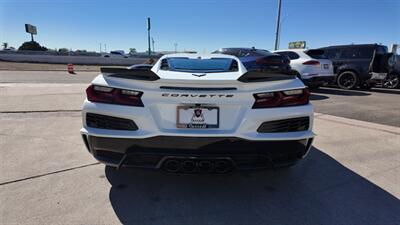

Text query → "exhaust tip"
[182,160,196,173]
[198,160,213,173]
[215,160,232,173]
[163,159,181,173]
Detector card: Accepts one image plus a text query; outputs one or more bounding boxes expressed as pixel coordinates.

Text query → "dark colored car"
[212,47,291,74]
[319,44,393,89]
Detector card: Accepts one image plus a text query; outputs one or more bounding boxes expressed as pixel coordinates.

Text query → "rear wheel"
[382,73,400,89]
[337,71,359,90]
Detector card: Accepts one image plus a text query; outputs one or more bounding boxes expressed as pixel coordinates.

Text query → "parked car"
[103,50,128,58]
[319,44,391,89]
[81,53,314,173]
[273,49,334,89]
[212,47,291,73]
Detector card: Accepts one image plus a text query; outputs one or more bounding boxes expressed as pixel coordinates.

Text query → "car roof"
[274,49,306,52]
[160,53,239,60]
[319,43,385,49]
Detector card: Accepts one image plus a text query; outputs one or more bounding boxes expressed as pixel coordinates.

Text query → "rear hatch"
[304,49,333,75]
[98,57,300,133]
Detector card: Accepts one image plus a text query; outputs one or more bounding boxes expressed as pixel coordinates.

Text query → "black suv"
[319,44,393,89]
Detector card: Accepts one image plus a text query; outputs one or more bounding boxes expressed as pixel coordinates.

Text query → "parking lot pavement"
[311,87,400,127]
[0,78,399,224]
[0,111,399,225]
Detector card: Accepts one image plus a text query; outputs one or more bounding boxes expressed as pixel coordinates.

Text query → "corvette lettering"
[162,93,234,98]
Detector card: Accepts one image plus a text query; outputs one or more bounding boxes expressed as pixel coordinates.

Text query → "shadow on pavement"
[310,94,329,101]
[106,147,400,225]
[312,87,370,96]
[366,88,400,95]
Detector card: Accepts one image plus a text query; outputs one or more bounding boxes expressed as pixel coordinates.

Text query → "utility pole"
[152,38,155,53]
[174,43,178,53]
[274,0,282,50]
[147,17,151,56]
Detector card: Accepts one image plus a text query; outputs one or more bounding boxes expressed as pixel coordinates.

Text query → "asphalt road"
[1,71,399,126]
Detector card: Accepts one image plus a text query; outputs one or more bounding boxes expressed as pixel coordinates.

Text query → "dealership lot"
[0,71,399,224]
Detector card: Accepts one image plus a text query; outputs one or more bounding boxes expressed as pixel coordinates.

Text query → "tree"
[129,48,137,55]
[58,48,69,53]
[2,42,8,50]
[18,41,47,51]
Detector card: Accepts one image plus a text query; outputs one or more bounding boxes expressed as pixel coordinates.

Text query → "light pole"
[99,43,102,53]
[174,43,178,53]
[147,17,151,56]
[274,0,282,50]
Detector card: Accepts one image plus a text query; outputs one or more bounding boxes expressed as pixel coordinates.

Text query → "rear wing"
[237,70,296,83]
[100,67,160,81]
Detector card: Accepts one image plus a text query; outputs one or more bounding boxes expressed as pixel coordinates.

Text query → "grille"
[86,113,138,131]
[257,117,309,133]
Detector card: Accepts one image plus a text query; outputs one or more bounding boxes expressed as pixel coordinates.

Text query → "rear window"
[164,57,237,73]
[305,49,328,59]
[275,51,300,60]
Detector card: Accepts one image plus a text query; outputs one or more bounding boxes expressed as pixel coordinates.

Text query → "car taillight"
[302,60,320,66]
[86,85,144,107]
[252,88,310,109]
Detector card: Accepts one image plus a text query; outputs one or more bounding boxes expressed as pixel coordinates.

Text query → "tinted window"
[165,57,236,73]
[324,48,341,59]
[305,49,328,59]
[340,47,374,59]
[357,47,374,58]
[276,51,300,60]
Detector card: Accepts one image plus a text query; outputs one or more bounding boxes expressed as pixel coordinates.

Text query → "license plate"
[323,64,329,69]
[176,105,219,129]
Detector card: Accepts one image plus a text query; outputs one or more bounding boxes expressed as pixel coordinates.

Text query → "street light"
[274,0,282,50]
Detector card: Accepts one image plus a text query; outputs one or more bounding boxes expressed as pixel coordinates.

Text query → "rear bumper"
[302,75,335,85]
[82,135,314,172]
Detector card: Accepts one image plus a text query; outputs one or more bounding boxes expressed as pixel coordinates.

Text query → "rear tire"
[337,71,359,90]
[382,73,400,89]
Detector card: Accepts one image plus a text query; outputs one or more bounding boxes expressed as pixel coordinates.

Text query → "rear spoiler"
[237,70,295,83]
[100,67,160,81]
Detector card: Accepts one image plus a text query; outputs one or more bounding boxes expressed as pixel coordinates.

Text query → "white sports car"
[81,53,315,173]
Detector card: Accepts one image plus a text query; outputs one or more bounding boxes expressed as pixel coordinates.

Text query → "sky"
[0,0,399,53]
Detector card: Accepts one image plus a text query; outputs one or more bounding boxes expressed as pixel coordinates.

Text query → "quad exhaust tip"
[162,158,234,174]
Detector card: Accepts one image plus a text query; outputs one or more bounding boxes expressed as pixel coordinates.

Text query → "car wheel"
[337,71,359,90]
[382,73,400,89]
[359,82,372,90]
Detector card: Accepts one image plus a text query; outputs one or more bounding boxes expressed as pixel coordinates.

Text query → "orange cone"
[67,63,75,74]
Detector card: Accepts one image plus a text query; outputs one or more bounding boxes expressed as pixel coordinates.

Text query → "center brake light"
[86,85,144,107]
[253,88,310,109]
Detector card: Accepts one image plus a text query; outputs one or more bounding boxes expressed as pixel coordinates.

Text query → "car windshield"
[166,57,235,73]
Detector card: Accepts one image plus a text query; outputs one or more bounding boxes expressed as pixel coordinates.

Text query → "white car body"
[103,50,128,58]
[81,53,314,173]
[274,49,335,87]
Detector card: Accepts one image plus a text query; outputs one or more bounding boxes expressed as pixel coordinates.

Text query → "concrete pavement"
[0,110,399,225]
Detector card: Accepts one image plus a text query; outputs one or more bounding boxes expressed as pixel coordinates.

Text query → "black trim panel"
[101,67,160,81]
[160,86,237,91]
[238,71,295,83]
